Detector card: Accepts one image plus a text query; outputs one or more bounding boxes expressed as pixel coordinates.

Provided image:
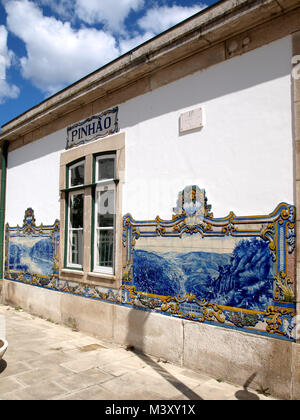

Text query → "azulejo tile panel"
[122,186,296,342]
[4,186,297,342]
[5,208,60,287]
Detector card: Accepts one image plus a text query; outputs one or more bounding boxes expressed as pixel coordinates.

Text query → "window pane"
[97,230,114,268]
[69,229,83,266]
[70,194,84,228]
[97,190,115,227]
[97,158,115,181]
[70,162,84,187]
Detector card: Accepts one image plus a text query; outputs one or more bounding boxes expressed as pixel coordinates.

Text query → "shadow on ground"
[0,359,7,374]
[125,307,205,399]
[134,350,203,400]
[234,373,260,400]
[124,307,265,400]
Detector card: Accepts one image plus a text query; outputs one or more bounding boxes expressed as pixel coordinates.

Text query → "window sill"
[61,269,84,275]
[87,272,116,280]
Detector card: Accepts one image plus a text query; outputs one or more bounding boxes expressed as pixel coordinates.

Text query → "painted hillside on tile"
[122,186,296,341]
[8,237,54,277]
[132,236,273,312]
[5,208,59,287]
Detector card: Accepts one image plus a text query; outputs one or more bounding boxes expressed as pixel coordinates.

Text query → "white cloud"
[0,79,20,104]
[119,3,208,55]
[35,0,145,32]
[0,25,20,103]
[1,0,209,100]
[0,28,7,80]
[4,0,120,95]
[138,4,207,34]
[119,31,154,55]
[0,25,13,78]
[75,0,145,33]
[37,0,74,20]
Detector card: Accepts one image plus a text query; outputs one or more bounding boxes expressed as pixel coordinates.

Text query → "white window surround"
[59,132,125,288]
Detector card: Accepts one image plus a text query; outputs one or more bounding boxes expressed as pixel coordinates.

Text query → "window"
[94,154,116,274]
[66,160,85,269]
[68,192,84,268]
[59,132,125,287]
[69,160,85,187]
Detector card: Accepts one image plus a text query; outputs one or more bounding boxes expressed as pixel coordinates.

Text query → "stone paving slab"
[0,303,277,401]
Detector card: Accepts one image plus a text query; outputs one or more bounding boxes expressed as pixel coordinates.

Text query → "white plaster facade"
[6,37,294,225]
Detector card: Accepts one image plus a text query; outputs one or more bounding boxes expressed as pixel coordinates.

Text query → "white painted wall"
[6,36,294,226]
[121,36,294,220]
[6,130,65,225]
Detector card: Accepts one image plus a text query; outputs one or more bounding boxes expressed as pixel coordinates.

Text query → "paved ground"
[0,303,277,401]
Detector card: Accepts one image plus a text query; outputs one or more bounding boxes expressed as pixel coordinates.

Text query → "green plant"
[256,385,270,396]
[71,320,78,332]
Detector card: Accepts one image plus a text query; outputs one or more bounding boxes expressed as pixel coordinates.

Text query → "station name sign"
[66,107,119,149]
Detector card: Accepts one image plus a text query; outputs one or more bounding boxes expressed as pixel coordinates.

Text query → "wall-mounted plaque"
[66,107,119,149]
[179,107,204,133]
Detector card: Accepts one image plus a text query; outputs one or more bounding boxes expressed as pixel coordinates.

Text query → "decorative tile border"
[4,187,297,342]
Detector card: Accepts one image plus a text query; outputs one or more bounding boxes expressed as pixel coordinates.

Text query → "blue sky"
[0,0,219,129]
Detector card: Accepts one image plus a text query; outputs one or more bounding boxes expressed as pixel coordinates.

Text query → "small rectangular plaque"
[66,107,119,149]
[179,107,204,133]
